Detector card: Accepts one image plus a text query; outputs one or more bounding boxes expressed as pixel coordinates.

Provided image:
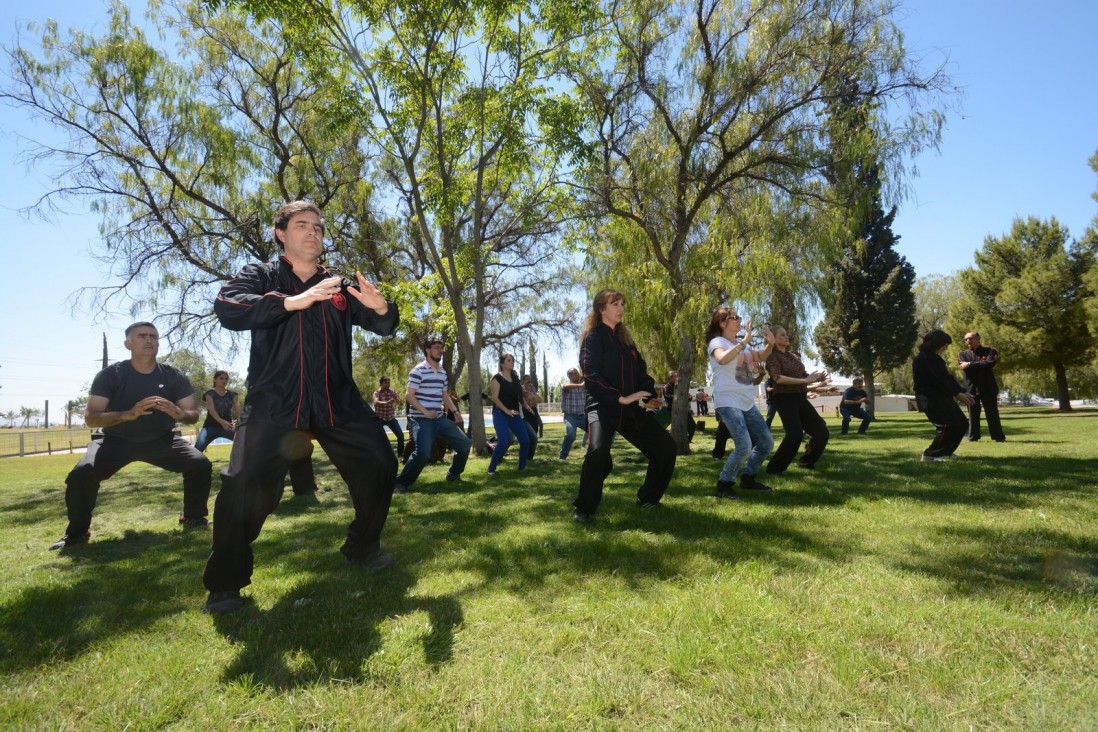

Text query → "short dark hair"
[272,201,325,248]
[423,338,444,353]
[125,321,157,337]
[213,370,229,380]
[380,376,390,382]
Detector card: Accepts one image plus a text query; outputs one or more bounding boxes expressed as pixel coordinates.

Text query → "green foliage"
[950,216,1097,409]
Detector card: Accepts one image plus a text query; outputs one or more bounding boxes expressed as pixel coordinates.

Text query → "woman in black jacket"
[572,289,677,524]
[912,330,976,462]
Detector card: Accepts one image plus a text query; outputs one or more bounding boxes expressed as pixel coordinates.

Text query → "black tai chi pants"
[967,391,1004,441]
[573,408,677,516]
[64,432,212,536]
[203,411,396,593]
[766,392,830,474]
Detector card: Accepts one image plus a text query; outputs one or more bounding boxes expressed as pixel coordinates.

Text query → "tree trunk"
[670,334,697,454]
[1053,360,1073,411]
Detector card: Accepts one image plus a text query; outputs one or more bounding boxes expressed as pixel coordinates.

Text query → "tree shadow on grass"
[0,528,211,675]
[893,523,1098,598]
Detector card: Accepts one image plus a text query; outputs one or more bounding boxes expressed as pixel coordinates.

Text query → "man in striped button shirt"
[393,338,471,493]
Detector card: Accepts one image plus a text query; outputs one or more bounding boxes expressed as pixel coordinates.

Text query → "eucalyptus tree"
[206,0,592,452]
[2,0,385,347]
[569,0,950,450]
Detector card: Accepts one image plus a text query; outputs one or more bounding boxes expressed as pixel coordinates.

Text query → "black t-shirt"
[492,373,523,412]
[90,361,194,442]
[203,389,238,427]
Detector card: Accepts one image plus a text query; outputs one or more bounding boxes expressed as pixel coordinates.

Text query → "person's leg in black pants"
[767,392,805,475]
[574,419,615,517]
[146,434,213,521]
[313,415,397,561]
[62,436,132,538]
[712,413,730,459]
[981,393,1005,441]
[795,400,830,468]
[967,397,983,441]
[617,412,677,506]
[204,418,293,594]
[924,398,968,458]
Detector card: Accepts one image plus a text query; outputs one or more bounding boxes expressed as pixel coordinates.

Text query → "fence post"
[19,432,25,457]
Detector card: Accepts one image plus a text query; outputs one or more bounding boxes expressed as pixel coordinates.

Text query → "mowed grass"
[1,408,1095,729]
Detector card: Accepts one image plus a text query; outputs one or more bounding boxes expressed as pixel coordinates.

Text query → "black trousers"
[203,412,396,593]
[967,391,1004,441]
[923,397,969,457]
[767,392,830,474]
[573,408,677,515]
[63,433,211,536]
[712,413,731,458]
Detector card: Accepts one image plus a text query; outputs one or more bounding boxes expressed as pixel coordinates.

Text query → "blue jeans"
[396,415,472,487]
[195,424,235,452]
[489,408,530,472]
[716,405,774,483]
[379,417,405,454]
[559,412,588,459]
[839,405,874,434]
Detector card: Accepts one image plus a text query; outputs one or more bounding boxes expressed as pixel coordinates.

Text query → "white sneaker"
[920,455,948,462]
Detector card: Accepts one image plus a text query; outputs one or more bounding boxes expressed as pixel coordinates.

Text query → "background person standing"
[958,332,1006,442]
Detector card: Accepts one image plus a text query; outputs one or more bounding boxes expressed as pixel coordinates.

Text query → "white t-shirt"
[709,336,759,411]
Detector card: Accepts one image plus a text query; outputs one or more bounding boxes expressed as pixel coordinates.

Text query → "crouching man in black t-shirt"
[49,322,212,550]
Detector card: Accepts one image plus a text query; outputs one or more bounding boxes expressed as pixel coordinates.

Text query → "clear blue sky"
[1,0,1096,421]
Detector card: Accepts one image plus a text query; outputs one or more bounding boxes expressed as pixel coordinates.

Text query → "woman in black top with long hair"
[912,329,975,461]
[572,289,676,524]
[487,353,530,475]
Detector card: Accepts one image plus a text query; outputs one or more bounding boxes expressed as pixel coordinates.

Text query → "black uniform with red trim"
[203,257,400,595]
[573,323,676,516]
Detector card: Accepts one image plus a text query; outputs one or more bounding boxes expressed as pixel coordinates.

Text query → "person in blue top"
[203,201,400,615]
[839,377,875,435]
[571,289,676,525]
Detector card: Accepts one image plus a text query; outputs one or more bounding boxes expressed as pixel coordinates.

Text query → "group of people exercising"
[47,200,1006,615]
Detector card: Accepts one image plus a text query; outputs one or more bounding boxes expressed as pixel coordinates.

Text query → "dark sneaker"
[179,515,209,528]
[393,482,408,495]
[739,474,773,492]
[445,475,465,483]
[715,479,741,500]
[206,590,244,615]
[345,550,394,571]
[636,500,661,509]
[48,530,90,551]
[572,510,593,525]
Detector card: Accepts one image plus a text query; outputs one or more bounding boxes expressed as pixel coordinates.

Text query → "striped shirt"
[406,360,449,417]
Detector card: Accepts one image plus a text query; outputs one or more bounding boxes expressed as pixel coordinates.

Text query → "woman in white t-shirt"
[706,307,775,499]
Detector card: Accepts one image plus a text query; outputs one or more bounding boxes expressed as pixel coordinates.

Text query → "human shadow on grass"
[0,528,211,675]
[211,563,463,690]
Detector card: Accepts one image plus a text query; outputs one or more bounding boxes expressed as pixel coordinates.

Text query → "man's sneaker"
[206,590,244,615]
[636,499,661,509]
[345,550,394,571]
[179,515,209,528]
[715,479,741,500]
[921,454,948,462]
[445,475,464,483]
[573,510,593,525]
[739,474,773,492]
[393,482,408,494]
[48,530,90,551]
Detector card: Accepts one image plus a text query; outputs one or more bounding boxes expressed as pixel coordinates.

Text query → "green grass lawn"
[1,408,1095,729]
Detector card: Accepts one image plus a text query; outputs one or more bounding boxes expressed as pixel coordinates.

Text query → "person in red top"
[203,201,400,615]
[372,376,404,455]
[572,289,676,525]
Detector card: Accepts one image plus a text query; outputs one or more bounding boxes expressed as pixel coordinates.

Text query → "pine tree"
[814,194,918,409]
